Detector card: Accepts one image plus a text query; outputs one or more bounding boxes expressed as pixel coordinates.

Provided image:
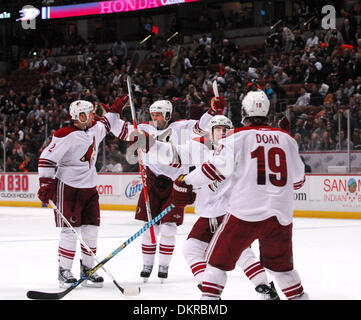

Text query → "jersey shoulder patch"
[54,125,79,138]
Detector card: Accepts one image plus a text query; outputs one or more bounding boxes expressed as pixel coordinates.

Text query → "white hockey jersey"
[113,112,212,180]
[38,113,125,188]
[184,125,306,226]
[151,136,232,218]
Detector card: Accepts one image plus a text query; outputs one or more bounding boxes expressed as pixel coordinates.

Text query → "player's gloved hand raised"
[38,178,57,204]
[278,115,290,132]
[103,95,129,117]
[128,130,155,153]
[172,175,196,207]
[209,96,226,116]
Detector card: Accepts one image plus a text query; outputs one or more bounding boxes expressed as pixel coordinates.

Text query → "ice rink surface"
[0,206,361,302]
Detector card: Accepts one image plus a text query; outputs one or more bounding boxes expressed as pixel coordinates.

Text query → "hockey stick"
[48,200,140,296]
[126,75,156,244]
[139,34,152,45]
[166,31,178,43]
[212,80,219,97]
[26,204,175,300]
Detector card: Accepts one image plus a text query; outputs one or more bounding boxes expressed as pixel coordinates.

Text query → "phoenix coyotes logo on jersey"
[80,137,96,167]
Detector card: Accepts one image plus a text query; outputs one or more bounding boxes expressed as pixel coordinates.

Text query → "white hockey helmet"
[149,100,173,120]
[69,100,94,123]
[241,91,270,124]
[208,115,233,132]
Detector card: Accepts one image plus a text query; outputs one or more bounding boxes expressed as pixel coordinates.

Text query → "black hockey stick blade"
[26,282,140,300]
[128,52,140,76]
[26,286,72,300]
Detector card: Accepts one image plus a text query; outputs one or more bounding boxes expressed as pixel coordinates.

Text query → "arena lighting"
[40,0,202,19]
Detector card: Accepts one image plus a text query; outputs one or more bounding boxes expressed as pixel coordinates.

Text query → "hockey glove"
[38,178,57,204]
[104,95,129,117]
[172,175,196,207]
[209,96,226,116]
[278,115,290,132]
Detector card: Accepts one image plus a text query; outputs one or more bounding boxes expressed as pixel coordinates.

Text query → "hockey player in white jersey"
[123,97,225,283]
[137,114,279,299]
[37,97,129,288]
[172,91,309,300]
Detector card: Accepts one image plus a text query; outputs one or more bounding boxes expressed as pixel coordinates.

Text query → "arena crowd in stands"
[0,4,361,172]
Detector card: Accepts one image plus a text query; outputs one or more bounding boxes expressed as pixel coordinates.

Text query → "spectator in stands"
[313,117,327,138]
[29,55,41,71]
[19,152,38,172]
[354,130,361,150]
[291,116,307,137]
[352,127,360,148]
[112,39,128,64]
[211,21,225,47]
[294,86,311,107]
[155,55,170,88]
[137,98,150,124]
[305,31,319,48]
[274,67,289,86]
[308,132,321,151]
[336,129,354,150]
[164,80,180,100]
[100,155,123,173]
[170,49,185,89]
[199,34,212,46]
[325,28,344,51]
[282,25,295,53]
[340,18,356,46]
[293,29,306,50]
[344,78,355,99]
[263,83,275,102]
[310,84,323,106]
[320,131,335,150]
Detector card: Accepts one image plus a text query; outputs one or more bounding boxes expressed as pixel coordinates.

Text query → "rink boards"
[0,172,360,219]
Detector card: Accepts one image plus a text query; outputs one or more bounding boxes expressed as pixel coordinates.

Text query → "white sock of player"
[182,238,208,284]
[158,223,177,267]
[80,225,99,268]
[58,227,78,270]
[201,264,227,300]
[269,269,309,300]
[236,246,268,287]
[141,224,160,266]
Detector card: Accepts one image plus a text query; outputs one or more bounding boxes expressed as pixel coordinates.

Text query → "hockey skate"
[140,265,153,283]
[80,260,104,288]
[158,265,169,283]
[58,266,77,288]
[255,281,280,300]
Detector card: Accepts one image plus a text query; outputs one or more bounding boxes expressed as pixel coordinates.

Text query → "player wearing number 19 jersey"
[178,91,308,300]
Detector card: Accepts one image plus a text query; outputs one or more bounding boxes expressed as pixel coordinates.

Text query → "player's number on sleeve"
[48,144,56,152]
[251,146,287,186]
